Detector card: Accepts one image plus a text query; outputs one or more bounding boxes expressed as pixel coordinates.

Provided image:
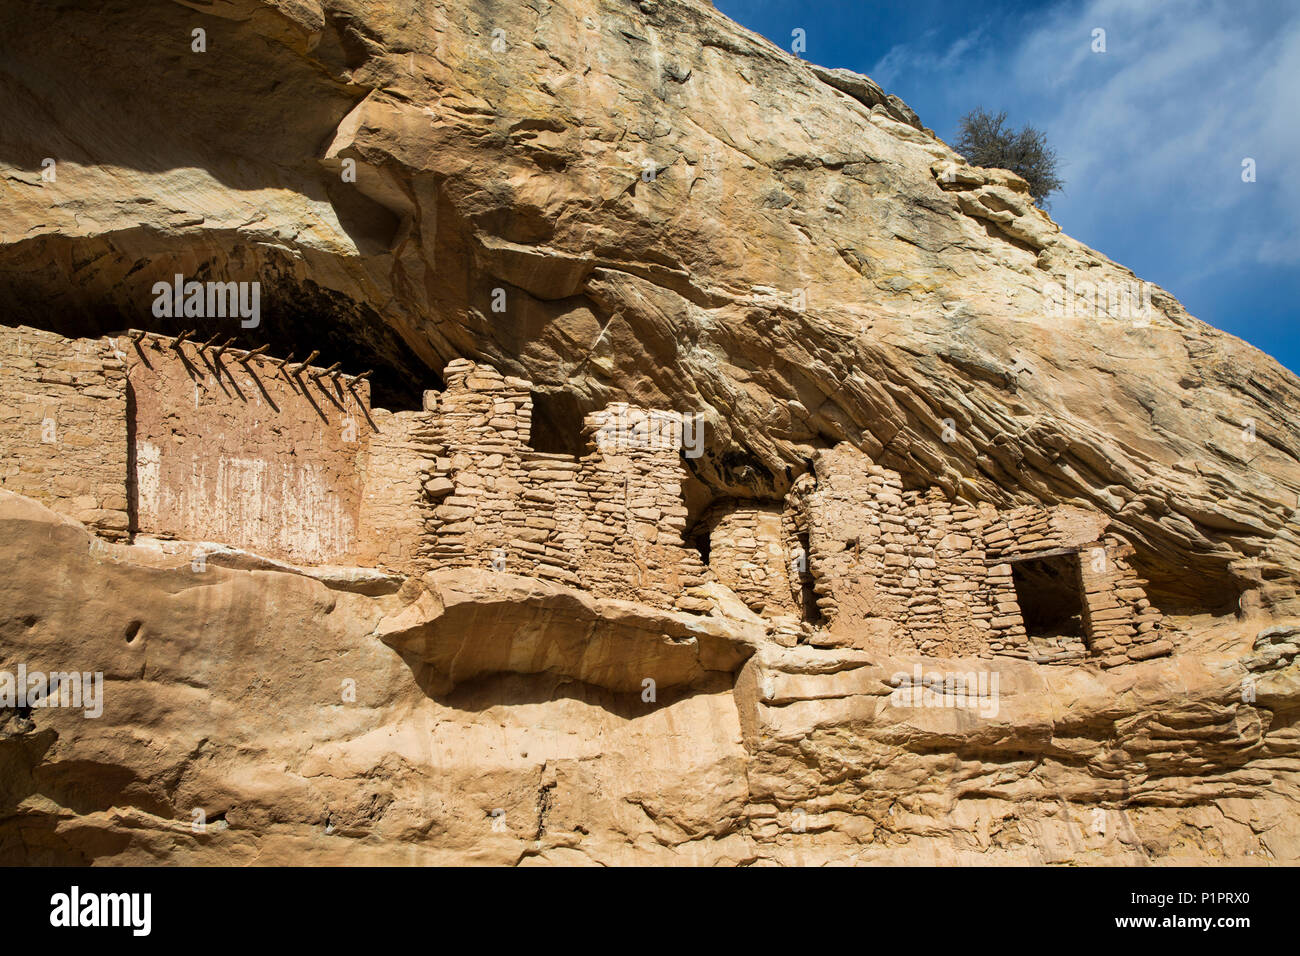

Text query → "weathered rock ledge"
[3,492,1296,864]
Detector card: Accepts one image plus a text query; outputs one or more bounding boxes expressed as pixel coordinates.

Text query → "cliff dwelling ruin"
[0,321,1171,668]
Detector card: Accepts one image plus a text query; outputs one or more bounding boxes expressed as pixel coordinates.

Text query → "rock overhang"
[375,568,759,696]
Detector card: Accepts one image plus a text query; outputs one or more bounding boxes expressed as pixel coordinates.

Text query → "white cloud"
[870,0,1300,276]
[870,25,986,89]
[1010,0,1300,270]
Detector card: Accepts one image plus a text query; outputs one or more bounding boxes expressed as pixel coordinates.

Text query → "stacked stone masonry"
[788,444,1171,666]
[356,407,440,572]
[699,501,802,620]
[0,326,129,539]
[416,360,710,612]
[0,324,1172,664]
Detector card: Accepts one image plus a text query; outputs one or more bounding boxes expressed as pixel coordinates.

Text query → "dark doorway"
[1010,552,1086,640]
[691,529,712,566]
[795,532,824,626]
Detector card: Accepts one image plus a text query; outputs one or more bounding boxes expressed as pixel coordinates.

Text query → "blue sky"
[715,0,1299,373]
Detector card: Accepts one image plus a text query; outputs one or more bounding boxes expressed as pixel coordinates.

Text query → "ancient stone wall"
[356,403,440,572]
[794,444,1171,664]
[0,324,129,538]
[419,360,709,611]
[794,446,998,656]
[0,325,1175,665]
[124,332,372,565]
[701,502,801,619]
[983,506,1170,665]
[1078,542,1171,664]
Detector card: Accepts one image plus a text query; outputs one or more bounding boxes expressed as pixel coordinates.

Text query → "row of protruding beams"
[124,329,371,385]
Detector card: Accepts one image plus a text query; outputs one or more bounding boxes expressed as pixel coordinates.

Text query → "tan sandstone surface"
[3,491,1297,865]
[1,0,1299,865]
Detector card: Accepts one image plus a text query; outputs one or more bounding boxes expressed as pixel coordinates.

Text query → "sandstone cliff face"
[3,0,1297,610]
[4,493,1297,864]
[1,0,1299,865]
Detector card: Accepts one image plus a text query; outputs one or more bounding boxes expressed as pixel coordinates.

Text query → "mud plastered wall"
[0,325,129,538]
[125,335,372,565]
[419,360,709,611]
